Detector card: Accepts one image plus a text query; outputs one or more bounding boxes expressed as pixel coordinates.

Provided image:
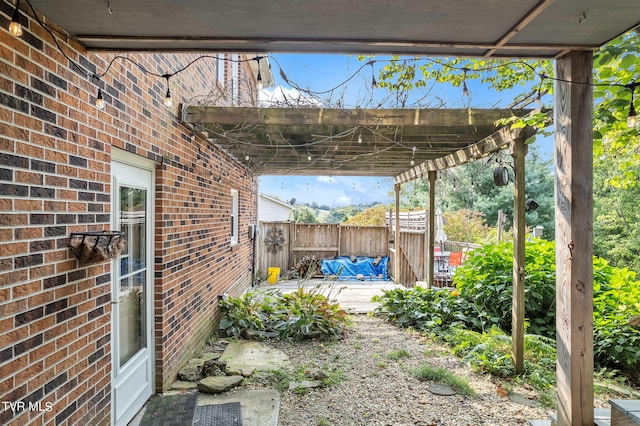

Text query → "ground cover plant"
[373,239,640,391]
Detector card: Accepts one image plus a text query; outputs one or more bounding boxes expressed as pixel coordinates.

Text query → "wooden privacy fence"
[257,217,480,286]
[257,221,388,278]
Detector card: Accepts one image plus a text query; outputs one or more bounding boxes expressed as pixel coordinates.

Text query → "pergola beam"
[395,126,532,183]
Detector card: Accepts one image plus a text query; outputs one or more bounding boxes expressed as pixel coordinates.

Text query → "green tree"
[442,209,493,244]
[293,205,318,223]
[594,164,640,274]
[402,147,554,239]
[344,204,390,225]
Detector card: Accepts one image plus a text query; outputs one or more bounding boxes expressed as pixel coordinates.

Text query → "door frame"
[110,148,156,426]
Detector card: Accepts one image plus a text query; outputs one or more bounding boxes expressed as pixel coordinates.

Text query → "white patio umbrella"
[435,207,447,250]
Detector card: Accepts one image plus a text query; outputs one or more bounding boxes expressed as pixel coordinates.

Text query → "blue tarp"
[320,256,389,281]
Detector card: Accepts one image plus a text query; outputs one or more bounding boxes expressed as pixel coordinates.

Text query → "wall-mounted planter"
[69,231,126,264]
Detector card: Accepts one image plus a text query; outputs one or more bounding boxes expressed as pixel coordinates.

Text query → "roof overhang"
[27,0,639,58]
[182,105,533,181]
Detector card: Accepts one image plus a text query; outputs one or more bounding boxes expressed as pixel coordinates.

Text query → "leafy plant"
[592,258,640,383]
[453,239,556,337]
[372,286,475,335]
[219,285,351,341]
[375,239,640,385]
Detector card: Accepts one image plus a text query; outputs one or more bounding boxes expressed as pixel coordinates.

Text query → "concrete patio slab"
[258,279,405,313]
[197,389,280,426]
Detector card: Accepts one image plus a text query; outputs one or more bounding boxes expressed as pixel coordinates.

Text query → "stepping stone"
[198,375,244,394]
[509,393,541,408]
[427,384,456,396]
[220,340,291,377]
[170,380,198,390]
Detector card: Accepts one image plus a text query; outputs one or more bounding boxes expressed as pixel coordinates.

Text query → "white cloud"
[334,196,352,206]
[316,176,336,184]
[259,86,322,107]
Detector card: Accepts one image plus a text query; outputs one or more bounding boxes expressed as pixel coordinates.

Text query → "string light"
[163,75,172,107]
[370,62,378,89]
[9,0,22,37]
[256,57,263,90]
[410,146,416,166]
[5,1,638,131]
[627,83,638,129]
[95,88,105,110]
[462,67,469,97]
[357,132,362,144]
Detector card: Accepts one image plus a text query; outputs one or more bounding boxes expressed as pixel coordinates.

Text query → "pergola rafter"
[183,105,532,176]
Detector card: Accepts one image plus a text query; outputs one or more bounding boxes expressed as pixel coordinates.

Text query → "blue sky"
[257,54,553,207]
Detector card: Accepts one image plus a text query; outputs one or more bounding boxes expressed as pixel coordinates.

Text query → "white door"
[111,159,154,426]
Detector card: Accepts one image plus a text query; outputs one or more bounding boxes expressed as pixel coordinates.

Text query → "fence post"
[427,171,436,288]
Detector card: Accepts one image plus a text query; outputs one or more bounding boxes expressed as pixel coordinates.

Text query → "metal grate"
[192,402,242,426]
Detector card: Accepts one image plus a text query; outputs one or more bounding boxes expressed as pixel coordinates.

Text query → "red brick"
[13,199,43,211]
[30,264,56,279]
[12,280,42,298]
[15,360,43,388]
[0,242,28,257]
[14,170,43,185]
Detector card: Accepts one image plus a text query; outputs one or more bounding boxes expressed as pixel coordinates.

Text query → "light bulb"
[245,154,250,161]
[410,159,415,166]
[357,133,362,144]
[257,71,263,90]
[462,81,469,97]
[627,103,637,129]
[9,1,22,37]
[95,88,105,110]
[307,154,312,162]
[164,89,172,107]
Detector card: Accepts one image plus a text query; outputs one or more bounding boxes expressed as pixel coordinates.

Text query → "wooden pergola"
[31,0,639,423]
[182,106,532,176]
[187,102,535,389]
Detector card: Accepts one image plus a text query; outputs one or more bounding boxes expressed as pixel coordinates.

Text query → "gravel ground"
[244,314,552,426]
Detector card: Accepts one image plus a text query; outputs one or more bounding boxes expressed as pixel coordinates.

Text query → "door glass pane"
[119,186,147,367]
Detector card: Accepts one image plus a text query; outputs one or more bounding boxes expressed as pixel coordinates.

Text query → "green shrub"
[219,287,351,340]
[375,239,640,385]
[372,286,475,335]
[592,258,640,383]
[453,239,556,337]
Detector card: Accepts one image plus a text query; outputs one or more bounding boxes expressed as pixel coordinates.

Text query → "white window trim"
[231,189,239,246]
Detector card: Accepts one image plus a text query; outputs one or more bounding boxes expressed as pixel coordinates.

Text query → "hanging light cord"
[10,0,639,116]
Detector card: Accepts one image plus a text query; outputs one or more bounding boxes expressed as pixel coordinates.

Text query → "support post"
[511,136,527,374]
[554,51,594,426]
[394,183,401,284]
[427,171,436,288]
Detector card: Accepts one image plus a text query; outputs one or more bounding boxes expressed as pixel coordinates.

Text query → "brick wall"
[0,0,258,424]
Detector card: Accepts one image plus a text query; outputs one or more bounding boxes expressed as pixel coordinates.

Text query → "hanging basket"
[69,231,126,264]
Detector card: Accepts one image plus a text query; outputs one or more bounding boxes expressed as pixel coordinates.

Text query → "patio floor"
[256,278,405,313]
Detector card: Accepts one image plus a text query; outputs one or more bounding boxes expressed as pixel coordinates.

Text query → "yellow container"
[267,267,280,284]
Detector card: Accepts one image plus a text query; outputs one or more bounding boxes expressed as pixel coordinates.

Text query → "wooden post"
[394,183,401,284]
[511,137,527,374]
[555,51,594,426]
[427,171,436,288]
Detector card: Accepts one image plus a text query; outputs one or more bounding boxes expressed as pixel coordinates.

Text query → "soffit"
[27,0,638,58]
